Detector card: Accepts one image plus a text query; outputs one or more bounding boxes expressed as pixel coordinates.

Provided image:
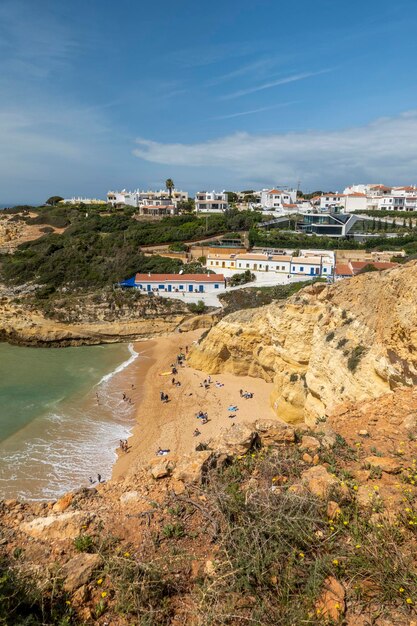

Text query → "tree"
[165,179,175,199]
[225,191,238,203]
[46,196,64,206]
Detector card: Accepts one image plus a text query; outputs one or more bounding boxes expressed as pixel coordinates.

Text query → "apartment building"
[195,191,229,213]
[260,188,298,210]
[107,189,188,208]
[206,250,334,277]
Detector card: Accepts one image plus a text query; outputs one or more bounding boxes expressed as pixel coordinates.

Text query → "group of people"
[196,410,208,424]
[122,392,134,405]
[160,391,169,403]
[239,389,254,399]
[200,376,212,389]
[89,474,102,484]
[119,439,129,453]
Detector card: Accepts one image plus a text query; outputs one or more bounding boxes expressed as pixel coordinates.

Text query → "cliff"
[188,262,417,424]
[0,285,206,346]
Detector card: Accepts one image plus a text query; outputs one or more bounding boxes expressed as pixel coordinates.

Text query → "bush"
[347,345,366,372]
[187,300,207,314]
[74,533,95,553]
[229,269,255,287]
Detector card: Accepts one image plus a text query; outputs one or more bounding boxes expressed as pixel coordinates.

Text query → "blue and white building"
[121,273,226,293]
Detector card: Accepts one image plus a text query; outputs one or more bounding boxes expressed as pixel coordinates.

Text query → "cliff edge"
[188,261,417,424]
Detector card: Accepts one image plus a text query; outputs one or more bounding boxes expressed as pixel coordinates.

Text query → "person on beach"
[239,389,243,397]
[123,393,126,401]
[89,476,94,484]
[193,428,200,437]
[185,345,189,354]
[172,377,175,385]
[96,392,100,405]
[97,474,102,483]
[160,391,164,401]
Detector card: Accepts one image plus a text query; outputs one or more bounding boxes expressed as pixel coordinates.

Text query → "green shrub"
[74,533,95,553]
[347,345,366,372]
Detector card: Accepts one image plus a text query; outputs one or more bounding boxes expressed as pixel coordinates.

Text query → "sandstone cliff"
[188,262,417,425]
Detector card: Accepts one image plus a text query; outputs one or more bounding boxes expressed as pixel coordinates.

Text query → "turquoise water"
[0,342,143,500]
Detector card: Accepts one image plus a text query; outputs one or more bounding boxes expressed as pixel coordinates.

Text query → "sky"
[1,0,417,204]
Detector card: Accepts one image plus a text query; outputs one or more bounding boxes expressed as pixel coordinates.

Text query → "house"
[206,252,292,274]
[195,191,229,213]
[107,189,188,208]
[300,213,358,237]
[60,197,105,205]
[260,188,298,211]
[121,273,226,293]
[334,260,398,280]
[139,204,177,216]
[206,250,334,277]
[290,255,334,277]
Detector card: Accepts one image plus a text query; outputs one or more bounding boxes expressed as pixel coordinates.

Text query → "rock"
[71,584,89,605]
[321,434,336,449]
[172,451,213,484]
[302,453,313,464]
[212,423,258,457]
[301,465,339,499]
[402,413,416,433]
[364,456,401,474]
[358,429,369,437]
[120,491,140,505]
[171,480,186,495]
[299,435,321,452]
[327,501,341,519]
[356,485,380,509]
[312,454,320,465]
[149,458,175,480]
[52,493,73,513]
[316,576,345,622]
[254,419,295,446]
[20,511,93,540]
[61,553,101,592]
[204,560,216,577]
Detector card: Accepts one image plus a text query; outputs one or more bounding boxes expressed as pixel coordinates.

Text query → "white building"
[61,197,105,205]
[107,189,188,208]
[195,191,229,213]
[260,188,298,211]
[129,273,225,294]
[206,250,334,277]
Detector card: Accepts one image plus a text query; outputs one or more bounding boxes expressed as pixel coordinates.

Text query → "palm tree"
[165,178,174,200]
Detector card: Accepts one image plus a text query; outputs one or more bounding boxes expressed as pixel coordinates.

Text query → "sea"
[0,341,143,501]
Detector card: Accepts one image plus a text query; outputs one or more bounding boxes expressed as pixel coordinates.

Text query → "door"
[147,284,151,291]
[168,284,172,292]
[199,285,204,292]
[310,268,315,275]
[254,263,257,270]
[188,284,193,292]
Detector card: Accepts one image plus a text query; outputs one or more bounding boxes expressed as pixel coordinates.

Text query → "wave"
[97,343,139,385]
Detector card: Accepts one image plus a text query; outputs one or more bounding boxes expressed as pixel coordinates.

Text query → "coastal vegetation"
[0,208,262,291]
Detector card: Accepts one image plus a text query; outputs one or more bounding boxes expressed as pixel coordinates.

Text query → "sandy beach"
[112,329,278,482]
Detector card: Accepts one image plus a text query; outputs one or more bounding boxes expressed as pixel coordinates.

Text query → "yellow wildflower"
[97,579,103,585]
[101,591,107,599]
[332,559,339,566]
[399,587,405,593]
[124,552,130,557]
[406,597,413,604]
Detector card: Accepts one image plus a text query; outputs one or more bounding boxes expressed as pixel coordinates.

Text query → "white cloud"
[133,110,417,188]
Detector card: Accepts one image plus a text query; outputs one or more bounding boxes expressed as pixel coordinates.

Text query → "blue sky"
[2,0,417,203]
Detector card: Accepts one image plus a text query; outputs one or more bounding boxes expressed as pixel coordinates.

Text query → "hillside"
[188,262,417,424]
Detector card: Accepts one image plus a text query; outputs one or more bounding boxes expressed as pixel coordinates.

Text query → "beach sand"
[112,329,278,482]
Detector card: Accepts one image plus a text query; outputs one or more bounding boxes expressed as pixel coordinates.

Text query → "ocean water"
[0,342,142,501]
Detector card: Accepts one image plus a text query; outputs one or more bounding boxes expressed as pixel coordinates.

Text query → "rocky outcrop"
[0,286,200,346]
[189,262,417,425]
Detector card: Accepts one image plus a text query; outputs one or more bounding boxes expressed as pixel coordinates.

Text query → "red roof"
[335,263,354,276]
[350,261,397,273]
[268,189,283,194]
[134,273,224,283]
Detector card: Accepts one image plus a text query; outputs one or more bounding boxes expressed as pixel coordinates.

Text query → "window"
[300,267,304,272]
[216,261,219,266]
[158,284,164,290]
[246,263,249,268]
[214,284,219,289]
[323,268,327,273]
[179,285,184,290]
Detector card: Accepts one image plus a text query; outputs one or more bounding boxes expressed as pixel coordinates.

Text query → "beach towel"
[159,372,171,376]
[228,405,238,411]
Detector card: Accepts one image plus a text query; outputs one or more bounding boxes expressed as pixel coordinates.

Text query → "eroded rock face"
[189,263,417,425]
[20,511,93,540]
